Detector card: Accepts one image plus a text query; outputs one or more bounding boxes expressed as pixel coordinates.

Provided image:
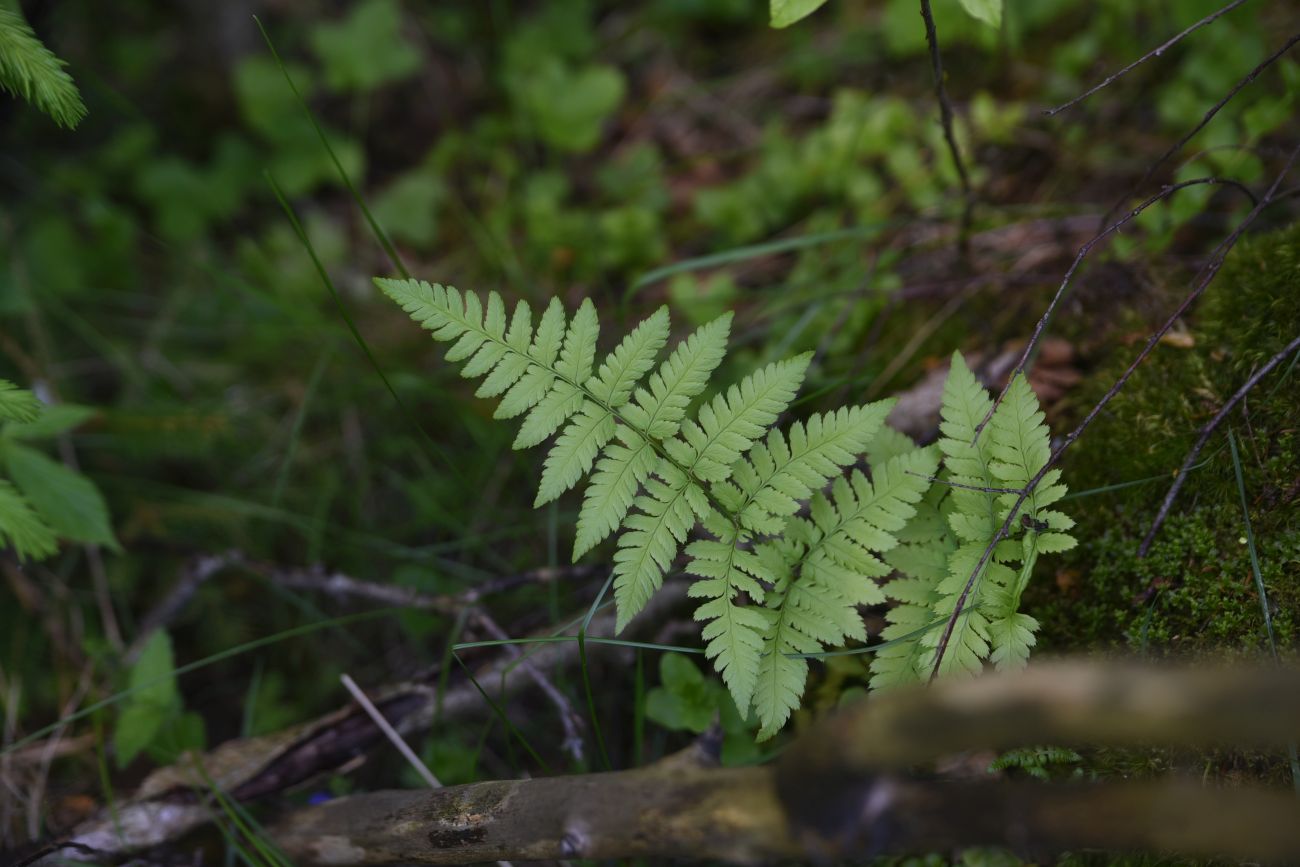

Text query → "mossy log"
[264,662,1300,865]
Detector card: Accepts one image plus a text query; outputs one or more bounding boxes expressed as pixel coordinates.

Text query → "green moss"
[1024,221,1300,793]
[1037,219,1300,650]
[1031,511,1297,657]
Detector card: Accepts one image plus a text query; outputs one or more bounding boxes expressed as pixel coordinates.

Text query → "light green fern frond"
[574,314,730,560]
[753,446,937,735]
[869,479,952,690]
[686,515,769,710]
[614,354,811,631]
[0,7,85,129]
[381,281,1072,737]
[871,353,1075,689]
[0,379,43,423]
[926,352,1009,678]
[716,402,893,535]
[981,373,1076,670]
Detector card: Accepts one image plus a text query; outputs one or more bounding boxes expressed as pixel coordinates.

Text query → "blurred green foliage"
[0,0,1297,855]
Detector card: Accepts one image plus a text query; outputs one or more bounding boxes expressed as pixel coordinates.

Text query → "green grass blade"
[266,170,458,478]
[452,653,552,774]
[1228,428,1300,793]
[253,16,409,279]
[629,223,894,296]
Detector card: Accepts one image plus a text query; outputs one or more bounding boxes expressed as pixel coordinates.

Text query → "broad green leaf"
[957,0,1002,28]
[770,0,830,28]
[645,653,717,733]
[3,442,118,548]
[115,630,182,767]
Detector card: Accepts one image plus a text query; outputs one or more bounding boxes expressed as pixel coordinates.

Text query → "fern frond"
[0,478,58,561]
[612,463,699,629]
[573,430,658,559]
[536,308,669,506]
[754,446,937,735]
[664,354,812,484]
[621,314,731,439]
[0,7,85,129]
[868,484,953,690]
[615,354,812,634]
[0,380,42,423]
[536,402,617,506]
[381,281,1075,736]
[978,373,1076,670]
[573,315,732,559]
[686,518,768,710]
[871,356,1076,687]
[718,402,893,535]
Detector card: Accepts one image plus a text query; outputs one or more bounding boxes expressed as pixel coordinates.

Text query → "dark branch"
[971,176,1258,441]
[930,144,1300,679]
[1103,31,1300,228]
[1045,0,1252,116]
[1139,332,1300,556]
[918,0,973,252]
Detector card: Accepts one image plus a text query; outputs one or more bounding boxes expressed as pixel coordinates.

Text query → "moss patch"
[1023,221,1300,792]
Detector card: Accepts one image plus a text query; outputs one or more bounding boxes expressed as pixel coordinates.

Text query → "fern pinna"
[379,280,1073,736]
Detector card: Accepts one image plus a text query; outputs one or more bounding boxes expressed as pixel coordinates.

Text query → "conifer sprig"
[0,7,86,129]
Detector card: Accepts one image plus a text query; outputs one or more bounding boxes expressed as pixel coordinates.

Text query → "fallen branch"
[267,663,1300,865]
[25,586,685,864]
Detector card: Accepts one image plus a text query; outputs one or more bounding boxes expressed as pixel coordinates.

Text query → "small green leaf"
[645,653,717,733]
[770,0,830,28]
[146,710,207,765]
[309,0,421,92]
[3,442,118,549]
[115,630,182,768]
[510,59,626,153]
[957,0,1002,28]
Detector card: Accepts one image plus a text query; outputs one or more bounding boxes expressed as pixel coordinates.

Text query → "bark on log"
[27,660,1300,865]
[268,773,1300,865]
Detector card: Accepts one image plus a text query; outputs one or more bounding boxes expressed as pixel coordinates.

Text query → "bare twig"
[918,0,973,252]
[1138,333,1300,556]
[341,674,441,788]
[126,553,236,663]
[930,144,1300,679]
[1103,32,1300,228]
[1045,0,1252,116]
[471,609,587,764]
[972,177,1259,439]
[127,552,604,651]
